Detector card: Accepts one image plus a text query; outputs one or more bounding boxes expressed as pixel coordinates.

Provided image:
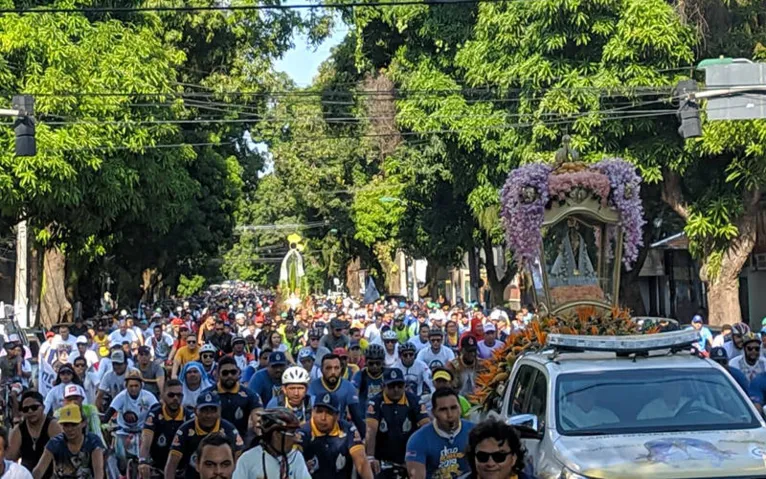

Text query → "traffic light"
[676,80,702,139]
[12,95,35,157]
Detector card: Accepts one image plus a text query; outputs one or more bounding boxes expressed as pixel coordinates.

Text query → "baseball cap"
[349,341,361,350]
[7,334,20,343]
[483,323,496,333]
[137,345,151,355]
[313,393,340,413]
[125,370,143,382]
[333,347,349,358]
[45,331,55,339]
[58,404,83,424]
[231,336,246,346]
[384,368,405,385]
[197,391,221,409]
[460,335,478,352]
[710,347,728,362]
[64,384,86,399]
[269,351,287,366]
[692,315,703,324]
[58,364,75,375]
[76,336,88,344]
[110,351,126,364]
[433,370,452,382]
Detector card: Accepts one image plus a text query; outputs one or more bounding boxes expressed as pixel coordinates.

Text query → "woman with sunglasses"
[7,391,62,478]
[465,419,531,479]
[42,365,83,415]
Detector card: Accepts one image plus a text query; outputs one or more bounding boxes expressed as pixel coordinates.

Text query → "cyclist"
[297,348,316,377]
[43,365,81,415]
[367,369,429,478]
[136,345,165,398]
[32,404,105,479]
[199,344,219,382]
[7,391,61,478]
[248,351,287,406]
[145,325,174,364]
[415,329,454,367]
[232,409,310,479]
[140,379,193,479]
[724,322,750,361]
[71,336,99,368]
[333,347,359,381]
[165,391,243,479]
[296,393,372,479]
[229,337,252,373]
[380,330,399,367]
[172,336,201,379]
[266,366,311,424]
[309,354,365,436]
[393,342,433,398]
[205,356,262,438]
[105,370,158,432]
[96,350,137,412]
[353,344,385,406]
[305,328,331,365]
[196,434,236,479]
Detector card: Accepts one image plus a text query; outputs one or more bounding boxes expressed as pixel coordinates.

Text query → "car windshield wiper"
[568,430,614,436]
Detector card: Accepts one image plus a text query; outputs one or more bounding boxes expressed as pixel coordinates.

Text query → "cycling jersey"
[248,368,281,406]
[143,403,194,473]
[170,417,243,479]
[367,390,429,464]
[352,369,384,406]
[109,389,158,430]
[266,394,312,425]
[393,359,433,396]
[296,418,364,479]
[204,383,262,437]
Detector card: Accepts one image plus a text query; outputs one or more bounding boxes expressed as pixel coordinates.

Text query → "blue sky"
[274,17,347,86]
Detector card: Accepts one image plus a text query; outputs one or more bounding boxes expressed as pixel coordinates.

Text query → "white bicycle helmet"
[282,366,310,385]
[381,330,398,342]
[200,343,217,354]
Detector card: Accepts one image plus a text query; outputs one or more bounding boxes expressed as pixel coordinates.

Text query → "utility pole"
[6,95,36,328]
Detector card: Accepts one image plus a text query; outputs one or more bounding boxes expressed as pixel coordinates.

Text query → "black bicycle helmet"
[259,408,301,437]
[399,342,416,354]
[365,344,385,360]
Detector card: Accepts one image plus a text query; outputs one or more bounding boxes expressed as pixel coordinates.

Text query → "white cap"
[64,384,86,398]
[76,336,88,344]
[7,333,20,343]
[483,323,496,333]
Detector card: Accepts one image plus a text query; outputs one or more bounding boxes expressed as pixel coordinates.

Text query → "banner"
[37,345,58,397]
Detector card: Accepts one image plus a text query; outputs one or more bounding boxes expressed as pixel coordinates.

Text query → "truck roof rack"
[546,329,700,355]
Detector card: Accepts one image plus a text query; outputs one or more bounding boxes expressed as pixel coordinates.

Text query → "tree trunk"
[345,257,362,297]
[40,246,72,328]
[28,245,41,327]
[373,242,399,294]
[705,206,758,326]
[467,246,481,303]
[483,233,516,307]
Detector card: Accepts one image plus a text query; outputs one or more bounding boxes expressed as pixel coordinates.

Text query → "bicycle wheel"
[126,458,139,479]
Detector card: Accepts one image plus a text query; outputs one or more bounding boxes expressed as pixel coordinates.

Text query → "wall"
[747,270,766,324]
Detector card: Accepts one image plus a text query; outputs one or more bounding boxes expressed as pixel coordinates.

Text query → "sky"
[274,29,345,86]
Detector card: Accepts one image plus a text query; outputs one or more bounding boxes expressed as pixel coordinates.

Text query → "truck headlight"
[560,468,590,479]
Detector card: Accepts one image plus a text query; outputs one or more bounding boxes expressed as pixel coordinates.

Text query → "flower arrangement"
[499,158,644,269]
[471,306,642,412]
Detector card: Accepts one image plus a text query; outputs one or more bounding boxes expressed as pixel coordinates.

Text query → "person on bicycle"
[199,344,219,382]
[96,350,137,413]
[139,379,193,479]
[204,357,262,438]
[0,424,34,479]
[393,342,433,398]
[352,344,385,406]
[7,391,61,478]
[266,366,311,424]
[196,434,235,479]
[296,393,373,479]
[58,384,104,446]
[43,365,82,415]
[165,391,243,479]
[32,404,105,479]
[105,371,158,432]
[232,409,310,479]
[135,346,164,399]
[366,369,429,478]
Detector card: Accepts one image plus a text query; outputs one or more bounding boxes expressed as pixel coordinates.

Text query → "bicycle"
[376,460,408,479]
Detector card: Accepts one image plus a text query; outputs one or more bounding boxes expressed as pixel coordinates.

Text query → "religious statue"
[549,218,598,287]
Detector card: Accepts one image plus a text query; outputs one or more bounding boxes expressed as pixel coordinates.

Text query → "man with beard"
[247,352,287,406]
[724,322,751,361]
[206,357,262,438]
[446,336,483,396]
[308,354,365,436]
[405,388,474,479]
[352,345,385,406]
[196,434,236,479]
[140,379,194,479]
[266,366,312,424]
[206,321,232,357]
[296,393,372,479]
[729,332,766,381]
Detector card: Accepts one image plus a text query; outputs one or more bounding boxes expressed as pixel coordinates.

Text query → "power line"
[0,0,511,15]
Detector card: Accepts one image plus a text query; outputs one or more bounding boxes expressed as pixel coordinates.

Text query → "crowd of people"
[0,287,536,479]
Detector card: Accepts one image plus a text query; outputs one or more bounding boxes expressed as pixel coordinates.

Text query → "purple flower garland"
[500,158,645,269]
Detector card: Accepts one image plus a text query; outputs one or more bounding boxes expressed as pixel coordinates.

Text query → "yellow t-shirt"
[94,335,110,358]
[175,346,200,366]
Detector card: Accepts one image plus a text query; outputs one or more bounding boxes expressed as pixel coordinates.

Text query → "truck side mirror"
[508,414,543,440]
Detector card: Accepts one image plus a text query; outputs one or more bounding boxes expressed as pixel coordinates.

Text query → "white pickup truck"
[487,330,766,479]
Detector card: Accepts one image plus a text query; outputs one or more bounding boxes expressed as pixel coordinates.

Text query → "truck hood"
[554,429,766,478]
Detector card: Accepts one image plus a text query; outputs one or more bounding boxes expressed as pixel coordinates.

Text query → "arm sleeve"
[749,376,766,405]
[348,401,366,439]
[405,432,427,464]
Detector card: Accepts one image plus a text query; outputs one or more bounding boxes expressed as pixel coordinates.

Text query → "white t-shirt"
[408,336,430,353]
[71,349,100,368]
[232,446,311,479]
[51,335,78,351]
[97,357,136,381]
[109,389,158,430]
[416,345,455,367]
[44,382,90,414]
[99,368,139,398]
[0,460,33,479]
[109,329,138,345]
[146,333,174,360]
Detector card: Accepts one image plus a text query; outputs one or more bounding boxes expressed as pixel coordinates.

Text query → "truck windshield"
[556,368,759,435]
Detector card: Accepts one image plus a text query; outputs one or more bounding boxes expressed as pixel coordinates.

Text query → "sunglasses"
[384,339,397,343]
[187,340,197,344]
[367,361,383,367]
[475,450,512,464]
[220,369,239,377]
[401,353,414,358]
[74,363,86,368]
[22,404,41,413]
[430,338,442,342]
[166,392,183,399]
[201,354,214,359]
[747,345,761,352]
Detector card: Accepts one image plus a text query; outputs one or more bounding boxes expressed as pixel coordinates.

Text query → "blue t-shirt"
[308,377,359,416]
[748,372,766,404]
[697,327,713,350]
[46,432,105,479]
[248,368,280,405]
[728,367,750,394]
[405,420,474,479]
[297,418,364,479]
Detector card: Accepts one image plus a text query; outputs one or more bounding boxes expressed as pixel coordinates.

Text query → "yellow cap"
[433,371,452,382]
[58,404,83,424]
